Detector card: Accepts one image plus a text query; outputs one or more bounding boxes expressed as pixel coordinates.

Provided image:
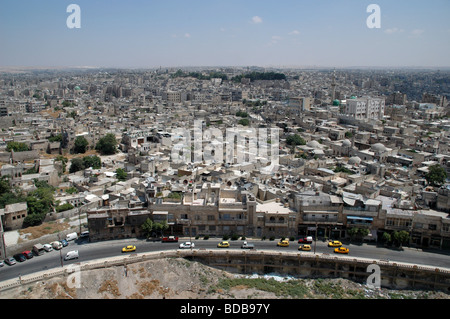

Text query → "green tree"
[83,155,101,169]
[73,136,89,154]
[141,218,154,238]
[382,232,392,245]
[6,141,29,152]
[425,164,447,186]
[95,133,117,155]
[238,118,249,126]
[115,168,127,181]
[154,220,169,237]
[69,158,85,173]
[286,134,306,146]
[393,230,410,248]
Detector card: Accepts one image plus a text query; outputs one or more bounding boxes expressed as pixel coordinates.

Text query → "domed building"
[370,143,387,154]
[306,140,322,149]
[348,156,361,165]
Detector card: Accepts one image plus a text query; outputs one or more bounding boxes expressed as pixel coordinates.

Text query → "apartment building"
[343,97,385,120]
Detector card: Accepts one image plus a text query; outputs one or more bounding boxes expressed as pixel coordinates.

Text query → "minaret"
[331,68,336,102]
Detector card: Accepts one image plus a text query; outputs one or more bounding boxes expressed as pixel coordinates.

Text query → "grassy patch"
[211,277,310,298]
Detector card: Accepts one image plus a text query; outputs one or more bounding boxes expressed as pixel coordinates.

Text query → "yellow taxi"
[277,239,290,247]
[328,240,343,247]
[299,244,311,251]
[217,241,230,248]
[334,247,349,254]
[121,245,136,253]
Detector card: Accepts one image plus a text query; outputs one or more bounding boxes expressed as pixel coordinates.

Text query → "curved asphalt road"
[1,237,450,282]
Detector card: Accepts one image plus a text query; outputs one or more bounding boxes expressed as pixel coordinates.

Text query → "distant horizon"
[2,65,450,72]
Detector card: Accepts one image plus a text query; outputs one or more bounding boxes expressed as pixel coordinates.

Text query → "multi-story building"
[343,97,385,120]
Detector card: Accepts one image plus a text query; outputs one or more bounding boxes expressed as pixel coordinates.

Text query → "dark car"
[13,253,27,262]
[60,239,69,247]
[4,257,16,266]
[22,250,34,259]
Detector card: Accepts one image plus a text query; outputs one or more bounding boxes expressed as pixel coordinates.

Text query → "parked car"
[277,239,290,247]
[64,250,79,261]
[328,240,343,247]
[122,245,136,253]
[60,239,69,247]
[22,250,34,259]
[32,243,45,256]
[217,241,230,248]
[179,242,195,249]
[334,247,349,254]
[51,241,63,250]
[80,231,89,239]
[43,244,53,252]
[66,232,78,241]
[13,253,27,262]
[299,244,312,251]
[0,260,4,267]
[4,257,16,266]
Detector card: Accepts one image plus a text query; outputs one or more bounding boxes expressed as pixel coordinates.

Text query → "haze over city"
[1,0,450,69]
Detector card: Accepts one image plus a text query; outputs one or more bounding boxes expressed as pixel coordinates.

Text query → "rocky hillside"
[1,258,449,299]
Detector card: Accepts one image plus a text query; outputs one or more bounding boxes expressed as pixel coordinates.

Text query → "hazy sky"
[1,0,449,68]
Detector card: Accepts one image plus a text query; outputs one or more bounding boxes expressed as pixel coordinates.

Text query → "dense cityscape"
[0,66,449,249]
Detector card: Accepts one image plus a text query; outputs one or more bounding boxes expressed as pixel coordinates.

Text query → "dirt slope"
[1,258,449,299]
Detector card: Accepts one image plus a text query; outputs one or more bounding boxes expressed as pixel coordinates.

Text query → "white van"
[64,250,79,261]
[66,232,78,241]
[51,241,63,250]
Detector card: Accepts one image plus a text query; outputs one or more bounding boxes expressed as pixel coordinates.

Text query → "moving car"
[299,244,311,251]
[241,241,255,249]
[328,240,343,247]
[179,241,195,249]
[334,247,349,254]
[277,239,290,247]
[298,236,313,244]
[122,245,136,253]
[43,244,53,252]
[64,250,79,261]
[22,250,34,259]
[13,253,27,262]
[4,257,16,266]
[217,241,230,248]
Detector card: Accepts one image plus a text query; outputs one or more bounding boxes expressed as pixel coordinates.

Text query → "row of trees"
[73,133,118,155]
[347,227,410,248]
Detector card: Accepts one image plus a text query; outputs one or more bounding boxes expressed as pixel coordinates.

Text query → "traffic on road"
[1,234,449,282]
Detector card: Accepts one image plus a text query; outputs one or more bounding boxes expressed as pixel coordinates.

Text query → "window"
[428,224,437,231]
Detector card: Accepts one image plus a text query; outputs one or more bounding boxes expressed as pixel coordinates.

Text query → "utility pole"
[313,222,318,254]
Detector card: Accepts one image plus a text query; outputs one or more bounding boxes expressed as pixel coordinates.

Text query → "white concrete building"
[344,97,385,120]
